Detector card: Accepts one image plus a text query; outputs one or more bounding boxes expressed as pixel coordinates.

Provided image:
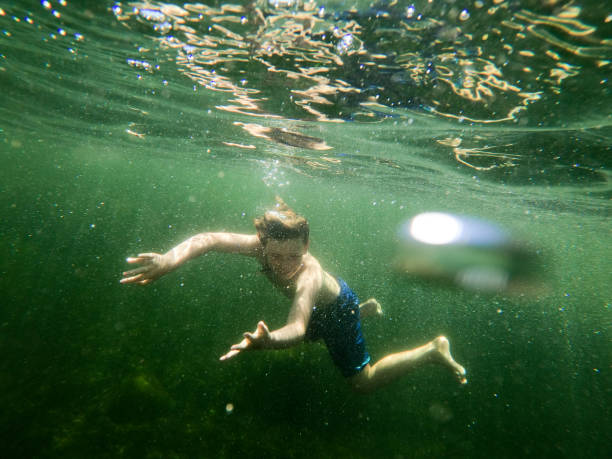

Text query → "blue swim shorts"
[305,278,371,377]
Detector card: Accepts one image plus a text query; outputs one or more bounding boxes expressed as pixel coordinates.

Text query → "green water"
[1,1,610,457]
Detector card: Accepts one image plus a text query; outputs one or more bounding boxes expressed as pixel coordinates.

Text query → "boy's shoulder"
[298,256,340,304]
[299,254,335,287]
[303,252,324,273]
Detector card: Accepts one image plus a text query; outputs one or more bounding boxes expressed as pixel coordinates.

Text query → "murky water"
[1,1,610,457]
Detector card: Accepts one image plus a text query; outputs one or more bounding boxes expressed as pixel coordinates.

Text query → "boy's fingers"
[120,274,143,284]
[126,253,160,264]
[125,254,153,264]
[138,253,159,259]
[126,258,147,265]
[220,349,239,361]
[123,267,147,276]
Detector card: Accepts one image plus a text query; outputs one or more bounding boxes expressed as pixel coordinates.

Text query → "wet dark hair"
[254,197,309,245]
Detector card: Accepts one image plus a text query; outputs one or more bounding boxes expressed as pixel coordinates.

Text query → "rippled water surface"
[1,1,610,457]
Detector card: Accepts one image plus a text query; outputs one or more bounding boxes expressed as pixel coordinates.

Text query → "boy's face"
[264,238,308,280]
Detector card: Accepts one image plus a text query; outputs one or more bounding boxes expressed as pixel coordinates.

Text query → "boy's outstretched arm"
[220,271,318,360]
[219,317,309,361]
[121,232,259,285]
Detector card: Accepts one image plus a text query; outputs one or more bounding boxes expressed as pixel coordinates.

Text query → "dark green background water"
[1,1,610,457]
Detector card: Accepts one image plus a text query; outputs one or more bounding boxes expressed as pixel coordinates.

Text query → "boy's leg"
[359,298,383,318]
[349,336,467,393]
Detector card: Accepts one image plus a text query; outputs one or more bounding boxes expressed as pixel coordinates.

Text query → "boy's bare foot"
[359,298,383,318]
[432,336,467,384]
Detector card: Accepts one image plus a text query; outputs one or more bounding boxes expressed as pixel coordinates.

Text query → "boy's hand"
[220,321,271,361]
[120,253,170,285]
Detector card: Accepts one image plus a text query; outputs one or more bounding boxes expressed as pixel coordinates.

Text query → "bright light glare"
[409,212,462,245]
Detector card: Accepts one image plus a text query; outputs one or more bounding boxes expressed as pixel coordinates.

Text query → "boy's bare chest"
[257,254,339,303]
[264,270,298,297]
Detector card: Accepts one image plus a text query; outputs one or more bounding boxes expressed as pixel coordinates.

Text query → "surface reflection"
[106,1,611,181]
[114,0,610,124]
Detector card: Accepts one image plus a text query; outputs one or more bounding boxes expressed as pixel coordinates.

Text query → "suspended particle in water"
[225,403,234,414]
[459,9,470,21]
[428,402,453,423]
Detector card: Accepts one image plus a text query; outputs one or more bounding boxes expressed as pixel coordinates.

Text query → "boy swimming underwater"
[121,199,466,392]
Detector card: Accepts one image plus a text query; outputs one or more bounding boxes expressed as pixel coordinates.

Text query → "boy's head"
[254,197,309,247]
[255,198,309,280]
